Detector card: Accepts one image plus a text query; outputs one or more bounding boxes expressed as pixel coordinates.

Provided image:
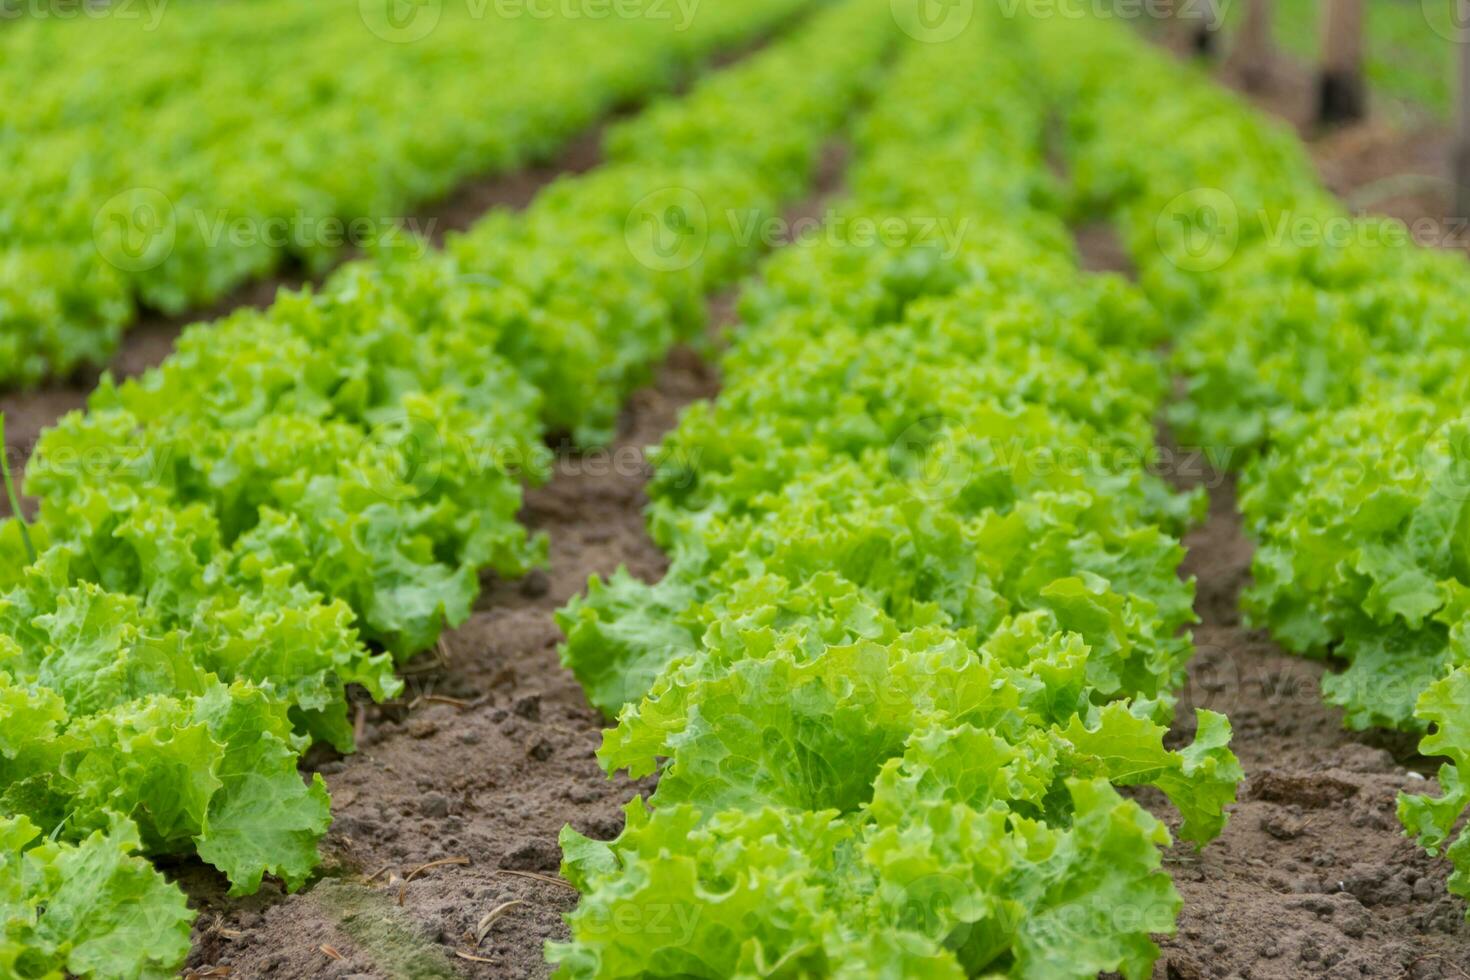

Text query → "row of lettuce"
[553,12,1242,978]
[0,1,922,974]
[0,0,796,388]
[1037,16,1470,913]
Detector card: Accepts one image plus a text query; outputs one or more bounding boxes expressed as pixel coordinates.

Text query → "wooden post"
[1188,0,1222,58]
[1169,0,1220,56]
[1318,0,1366,124]
[1455,25,1470,219]
[1155,0,1182,50]
[1233,0,1275,91]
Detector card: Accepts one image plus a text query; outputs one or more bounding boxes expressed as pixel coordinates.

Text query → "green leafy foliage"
[0,621,332,896]
[0,2,897,972]
[1034,12,1470,916]
[553,779,1180,980]
[1399,670,1470,906]
[0,0,809,386]
[0,814,193,980]
[554,13,1239,977]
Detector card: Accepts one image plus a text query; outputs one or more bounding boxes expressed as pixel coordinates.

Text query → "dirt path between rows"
[1073,53,1470,979]
[1143,473,1470,980]
[177,143,849,980]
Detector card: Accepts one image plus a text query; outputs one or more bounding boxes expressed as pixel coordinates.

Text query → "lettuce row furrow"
[0,0,807,388]
[0,3,900,974]
[555,14,1241,978]
[1034,16,1470,916]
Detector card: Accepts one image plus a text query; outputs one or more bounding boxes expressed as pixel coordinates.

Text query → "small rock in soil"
[1344,865,1411,907]
[1260,811,1306,840]
[420,793,451,819]
[519,569,551,598]
[501,838,561,872]
[513,694,542,721]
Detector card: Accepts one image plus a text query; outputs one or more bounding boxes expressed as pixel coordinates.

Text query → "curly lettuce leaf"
[0,814,193,980]
[550,780,1180,980]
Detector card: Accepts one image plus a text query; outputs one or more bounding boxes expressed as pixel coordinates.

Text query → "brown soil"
[422,127,607,246]
[1073,220,1136,276]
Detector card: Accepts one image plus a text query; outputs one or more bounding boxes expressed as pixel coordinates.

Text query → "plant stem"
[0,415,36,563]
